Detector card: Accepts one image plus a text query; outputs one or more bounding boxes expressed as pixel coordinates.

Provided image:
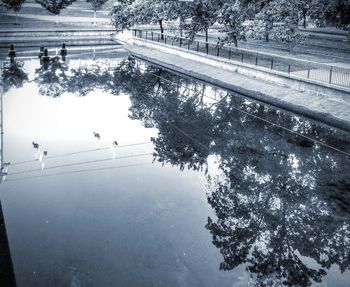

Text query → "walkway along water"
[116,30,350,133]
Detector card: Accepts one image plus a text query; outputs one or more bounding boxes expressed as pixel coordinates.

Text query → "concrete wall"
[132,37,350,102]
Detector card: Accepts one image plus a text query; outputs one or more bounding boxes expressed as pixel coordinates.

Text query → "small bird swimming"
[93,132,100,140]
[32,142,39,149]
[113,141,118,147]
[39,150,48,162]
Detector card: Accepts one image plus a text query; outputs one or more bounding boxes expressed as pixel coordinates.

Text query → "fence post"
[151,32,153,41]
[146,31,148,40]
[196,41,199,52]
[206,42,208,54]
[307,68,310,79]
[288,64,291,74]
[229,48,231,60]
[188,41,190,50]
[241,53,244,63]
[217,46,220,57]
[180,38,182,48]
[165,35,166,44]
[329,66,333,84]
[270,58,273,70]
[255,53,258,66]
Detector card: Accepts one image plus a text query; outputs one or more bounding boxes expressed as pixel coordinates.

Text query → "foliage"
[2,60,29,93]
[1,0,25,12]
[183,0,221,41]
[86,0,108,11]
[272,0,306,52]
[35,0,76,15]
[309,0,350,30]
[34,56,69,97]
[247,0,276,42]
[109,1,135,30]
[216,0,247,47]
[115,59,350,286]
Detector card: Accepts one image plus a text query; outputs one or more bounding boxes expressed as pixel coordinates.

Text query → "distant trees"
[86,0,109,25]
[216,0,247,47]
[35,0,76,14]
[110,0,350,49]
[2,60,28,93]
[1,0,26,24]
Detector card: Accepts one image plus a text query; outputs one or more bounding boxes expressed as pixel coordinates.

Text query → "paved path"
[0,13,110,24]
[126,44,350,132]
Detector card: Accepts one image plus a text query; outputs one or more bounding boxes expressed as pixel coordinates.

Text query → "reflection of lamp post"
[8,44,16,64]
[60,43,67,61]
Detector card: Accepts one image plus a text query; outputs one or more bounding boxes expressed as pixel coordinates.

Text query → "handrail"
[132,28,350,89]
[132,29,350,71]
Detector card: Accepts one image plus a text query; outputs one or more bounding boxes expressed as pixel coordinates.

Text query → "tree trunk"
[205,28,209,54]
[159,19,164,40]
[265,22,269,42]
[303,12,306,28]
[233,36,238,48]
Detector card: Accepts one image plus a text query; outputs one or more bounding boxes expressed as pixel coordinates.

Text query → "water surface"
[1,57,350,287]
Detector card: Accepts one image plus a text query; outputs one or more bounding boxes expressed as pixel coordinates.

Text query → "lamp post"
[0,62,4,176]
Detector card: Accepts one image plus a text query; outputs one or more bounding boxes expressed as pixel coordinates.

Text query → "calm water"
[1,57,350,287]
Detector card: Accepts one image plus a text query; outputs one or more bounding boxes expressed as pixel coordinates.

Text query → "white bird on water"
[94,132,101,149]
[40,150,48,170]
[32,141,40,160]
[111,140,118,160]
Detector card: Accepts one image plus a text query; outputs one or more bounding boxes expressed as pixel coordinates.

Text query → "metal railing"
[132,29,350,89]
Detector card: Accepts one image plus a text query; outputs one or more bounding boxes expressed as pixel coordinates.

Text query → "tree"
[216,0,247,47]
[120,61,350,285]
[249,0,276,42]
[34,56,69,97]
[86,0,109,25]
[35,0,76,15]
[110,0,183,40]
[298,0,312,28]
[273,0,305,53]
[109,1,135,30]
[134,0,181,39]
[1,0,26,24]
[309,0,350,35]
[2,60,28,93]
[184,0,222,53]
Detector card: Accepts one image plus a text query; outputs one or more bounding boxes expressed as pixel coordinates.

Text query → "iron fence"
[133,29,350,89]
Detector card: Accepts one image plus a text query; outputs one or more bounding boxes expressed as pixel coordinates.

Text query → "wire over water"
[6,162,153,183]
[9,153,152,176]
[10,142,152,166]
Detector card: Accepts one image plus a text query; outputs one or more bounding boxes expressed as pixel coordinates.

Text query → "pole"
[1,62,3,172]
[0,62,17,287]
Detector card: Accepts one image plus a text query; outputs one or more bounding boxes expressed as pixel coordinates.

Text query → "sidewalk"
[126,43,350,132]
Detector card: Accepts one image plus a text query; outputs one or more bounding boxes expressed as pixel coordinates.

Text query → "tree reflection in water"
[2,60,29,94]
[116,59,350,287]
[20,57,350,286]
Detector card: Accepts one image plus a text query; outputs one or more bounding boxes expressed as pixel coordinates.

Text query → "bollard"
[60,43,67,56]
[42,48,50,62]
[38,45,44,58]
[8,44,16,58]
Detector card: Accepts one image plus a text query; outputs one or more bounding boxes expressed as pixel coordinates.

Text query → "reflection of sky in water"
[1,58,350,287]
[1,60,239,287]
